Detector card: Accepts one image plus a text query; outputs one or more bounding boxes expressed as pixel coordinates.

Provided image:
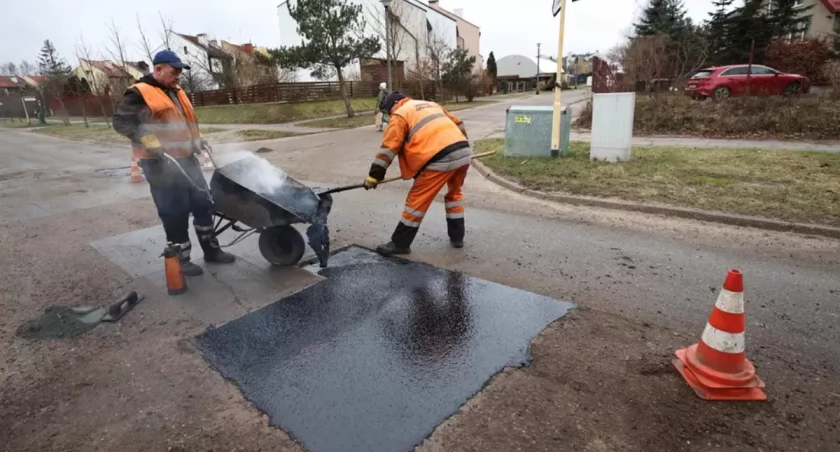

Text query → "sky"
[0,0,719,71]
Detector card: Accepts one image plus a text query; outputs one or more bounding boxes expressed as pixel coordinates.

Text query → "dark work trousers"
[139,155,214,261]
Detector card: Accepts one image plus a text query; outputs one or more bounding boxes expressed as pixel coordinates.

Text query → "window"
[750,66,777,75]
[790,16,812,41]
[691,70,714,78]
[721,67,748,76]
[184,46,188,55]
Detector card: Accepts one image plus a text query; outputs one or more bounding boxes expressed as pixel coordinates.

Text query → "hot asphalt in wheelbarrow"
[210,154,332,266]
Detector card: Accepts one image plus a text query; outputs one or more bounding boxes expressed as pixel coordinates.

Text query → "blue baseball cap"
[152,50,191,70]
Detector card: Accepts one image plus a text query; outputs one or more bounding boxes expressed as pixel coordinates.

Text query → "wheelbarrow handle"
[319,150,496,196]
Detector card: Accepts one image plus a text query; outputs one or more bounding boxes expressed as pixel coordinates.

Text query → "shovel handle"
[319,150,496,196]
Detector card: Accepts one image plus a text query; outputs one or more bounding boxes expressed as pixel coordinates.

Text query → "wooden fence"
[188,80,453,107]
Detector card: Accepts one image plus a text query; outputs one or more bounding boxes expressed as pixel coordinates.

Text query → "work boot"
[196,227,236,264]
[451,239,464,249]
[176,242,204,276]
[204,248,236,263]
[180,259,204,276]
[376,241,411,256]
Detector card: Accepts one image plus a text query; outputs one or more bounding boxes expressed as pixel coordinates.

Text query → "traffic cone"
[672,269,767,401]
[129,156,145,183]
[202,149,214,171]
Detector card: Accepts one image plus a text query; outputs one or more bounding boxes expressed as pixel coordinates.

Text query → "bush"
[574,93,840,140]
[765,38,830,83]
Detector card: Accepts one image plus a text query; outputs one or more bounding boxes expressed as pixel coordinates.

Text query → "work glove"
[363,176,378,190]
[140,134,165,158]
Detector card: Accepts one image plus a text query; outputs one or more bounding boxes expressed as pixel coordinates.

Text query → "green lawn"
[297,100,492,129]
[0,120,39,128]
[477,139,840,226]
[195,98,379,124]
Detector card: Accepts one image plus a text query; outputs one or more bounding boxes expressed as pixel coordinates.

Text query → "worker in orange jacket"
[113,50,235,276]
[363,92,471,256]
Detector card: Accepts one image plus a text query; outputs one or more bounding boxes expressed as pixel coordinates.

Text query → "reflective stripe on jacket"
[380,99,469,179]
[133,83,201,159]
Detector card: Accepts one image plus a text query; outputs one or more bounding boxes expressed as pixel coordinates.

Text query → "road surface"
[1,91,838,451]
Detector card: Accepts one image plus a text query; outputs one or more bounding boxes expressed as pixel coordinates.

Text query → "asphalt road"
[2,91,839,450]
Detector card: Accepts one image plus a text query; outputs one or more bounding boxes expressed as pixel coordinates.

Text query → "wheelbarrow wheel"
[258,225,306,266]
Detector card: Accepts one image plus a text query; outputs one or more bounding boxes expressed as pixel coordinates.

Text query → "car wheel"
[712,86,730,100]
[783,82,802,96]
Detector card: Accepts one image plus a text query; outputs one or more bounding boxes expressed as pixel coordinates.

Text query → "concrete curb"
[470,159,840,239]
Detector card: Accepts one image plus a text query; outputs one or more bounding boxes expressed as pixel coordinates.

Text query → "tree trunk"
[80,97,88,128]
[336,67,355,117]
[56,96,70,126]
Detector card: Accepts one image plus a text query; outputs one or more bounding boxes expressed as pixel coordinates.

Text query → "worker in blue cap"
[113,50,235,276]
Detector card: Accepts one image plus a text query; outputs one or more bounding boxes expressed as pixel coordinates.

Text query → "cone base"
[672,357,766,401]
[677,346,765,389]
[129,175,145,183]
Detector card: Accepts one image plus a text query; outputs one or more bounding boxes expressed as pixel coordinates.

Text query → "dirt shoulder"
[420,307,839,452]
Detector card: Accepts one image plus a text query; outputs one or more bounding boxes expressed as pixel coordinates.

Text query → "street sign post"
[550,0,581,156]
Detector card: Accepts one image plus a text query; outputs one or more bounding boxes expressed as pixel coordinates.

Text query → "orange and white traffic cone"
[129,156,145,183]
[202,148,214,172]
[672,269,766,401]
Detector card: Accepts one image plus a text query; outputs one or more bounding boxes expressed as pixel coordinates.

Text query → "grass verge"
[297,100,492,129]
[477,138,840,226]
[574,93,840,141]
[195,98,379,124]
[214,129,301,143]
[34,124,123,143]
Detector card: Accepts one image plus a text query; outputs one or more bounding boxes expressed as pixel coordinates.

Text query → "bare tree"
[19,60,36,76]
[365,0,421,84]
[2,62,18,75]
[76,34,112,125]
[105,17,133,102]
[136,13,156,63]
[425,27,451,93]
[159,12,175,50]
[611,36,670,91]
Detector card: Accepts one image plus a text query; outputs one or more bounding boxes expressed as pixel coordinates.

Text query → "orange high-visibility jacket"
[131,83,201,159]
[382,99,469,179]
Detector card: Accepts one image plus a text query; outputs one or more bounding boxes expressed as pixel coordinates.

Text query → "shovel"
[320,150,497,195]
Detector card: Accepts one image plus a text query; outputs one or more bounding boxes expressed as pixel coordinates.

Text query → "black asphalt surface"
[194,246,574,452]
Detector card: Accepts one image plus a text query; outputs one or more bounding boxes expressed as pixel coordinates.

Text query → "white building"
[154,32,234,91]
[277,0,458,82]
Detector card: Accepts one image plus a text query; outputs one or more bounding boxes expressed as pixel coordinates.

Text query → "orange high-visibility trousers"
[391,164,468,248]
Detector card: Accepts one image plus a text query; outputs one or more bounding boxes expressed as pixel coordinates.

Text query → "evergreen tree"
[767,0,813,40]
[486,51,497,80]
[37,40,71,77]
[706,0,735,65]
[441,48,475,102]
[270,0,380,117]
[719,0,774,64]
[634,0,691,40]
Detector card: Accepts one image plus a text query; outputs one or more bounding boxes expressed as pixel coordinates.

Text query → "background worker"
[113,50,235,276]
[375,82,388,132]
[363,92,470,256]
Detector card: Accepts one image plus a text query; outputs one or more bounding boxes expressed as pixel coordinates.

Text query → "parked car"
[684,64,810,99]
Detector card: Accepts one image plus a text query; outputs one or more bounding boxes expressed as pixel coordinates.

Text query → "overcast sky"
[1,0,718,70]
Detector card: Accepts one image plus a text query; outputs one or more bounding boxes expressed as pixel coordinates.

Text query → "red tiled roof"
[0,76,20,88]
[27,75,47,84]
[820,0,840,13]
[81,60,132,78]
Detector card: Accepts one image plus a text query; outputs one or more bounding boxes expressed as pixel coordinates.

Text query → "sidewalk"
[569,132,840,152]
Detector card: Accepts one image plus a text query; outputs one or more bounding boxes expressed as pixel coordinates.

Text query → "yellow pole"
[550,0,568,157]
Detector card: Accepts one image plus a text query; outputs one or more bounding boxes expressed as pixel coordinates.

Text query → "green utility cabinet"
[504,105,572,157]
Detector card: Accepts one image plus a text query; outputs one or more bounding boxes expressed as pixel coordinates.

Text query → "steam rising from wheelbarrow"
[212,149,332,267]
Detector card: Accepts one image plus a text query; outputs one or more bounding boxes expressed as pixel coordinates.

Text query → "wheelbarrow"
[207,153,325,266]
[164,146,497,267]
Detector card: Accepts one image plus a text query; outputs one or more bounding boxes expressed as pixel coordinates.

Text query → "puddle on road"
[194,246,575,452]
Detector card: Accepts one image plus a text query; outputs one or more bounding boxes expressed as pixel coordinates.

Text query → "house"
[426,0,482,75]
[0,76,23,95]
[762,0,839,40]
[496,54,563,92]
[23,75,48,89]
[276,0,461,83]
[74,60,135,95]
[124,61,151,80]
[155,32,235,91]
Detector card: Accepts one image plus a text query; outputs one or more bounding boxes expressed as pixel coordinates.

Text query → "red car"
[685,64,810,99]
